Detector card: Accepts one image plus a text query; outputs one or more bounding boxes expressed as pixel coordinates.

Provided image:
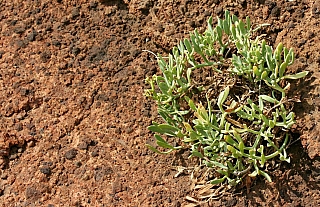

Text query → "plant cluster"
[144,11,308,186]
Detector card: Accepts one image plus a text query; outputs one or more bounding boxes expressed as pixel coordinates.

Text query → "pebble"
[64,149,77,160]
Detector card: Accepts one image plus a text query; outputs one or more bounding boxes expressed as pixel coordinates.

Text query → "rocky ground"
[0,0,319,206]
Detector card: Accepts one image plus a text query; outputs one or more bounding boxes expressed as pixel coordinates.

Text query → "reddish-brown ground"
[0,0,319,206]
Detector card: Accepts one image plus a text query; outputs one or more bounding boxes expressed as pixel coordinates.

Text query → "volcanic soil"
[0,0,319,206]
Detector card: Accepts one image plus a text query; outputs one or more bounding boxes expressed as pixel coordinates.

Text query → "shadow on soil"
[247,140,320,206]
[99,0,128,11]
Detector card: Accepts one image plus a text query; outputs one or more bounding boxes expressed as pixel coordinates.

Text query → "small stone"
[61,17,70,25]
[9,154,17,160]
[115,128,121,134]
[71,47,81,56]
[45,24,52,32]
[25,123,35,130]
[65,149,77,160]
[215,6,223,15]
[89,1,98,9]
[189,20,196,28]
[14,25,26,34]
[288,22,295,28]
[71,7,80,19]
[27,30,37,42]
[270,6,280,17]
[89,140,98,146]
[155,23,164,32]
[0,158,5,169]
[77,142,88,150]
[16,40,27,49]
[91,149,99,157]
[25,187,40,199]
[1,173,8,179]
[52,40,61,47]
[27,141,35,147]
[179,5,186,14]
[16,111,26,120]
[40,167,51,175]
[204,10,211,17]
[82,174,90,181]
[312,1,320,16]
[10,19,18,26]
[75,161,82,167]
[19,88,29,96]
[40,51,51,62]
[126,127,133,134]
[298,39,306,47]
[15,123,23,131]
[36,17,42,25]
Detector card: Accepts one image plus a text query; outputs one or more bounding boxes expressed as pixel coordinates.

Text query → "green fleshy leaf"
[184,39,193,53]
[218,86,230,110]
[154,134,167,144]
[224,135,238,147]
[282,71,309,79]
[157,141,175,150]
[259,95,279,104]
[159,82,169,94]
[192,150,204,158]
[217,169,229,176]
[260,170,272,182]
[185,96,197,111]
[279,62,288,78]
[227,145,241,158]
[148,124,179,136]
[211,161,228,169]
[249,170,258,177]
[146,144,173,154]
[211,176,226,185]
